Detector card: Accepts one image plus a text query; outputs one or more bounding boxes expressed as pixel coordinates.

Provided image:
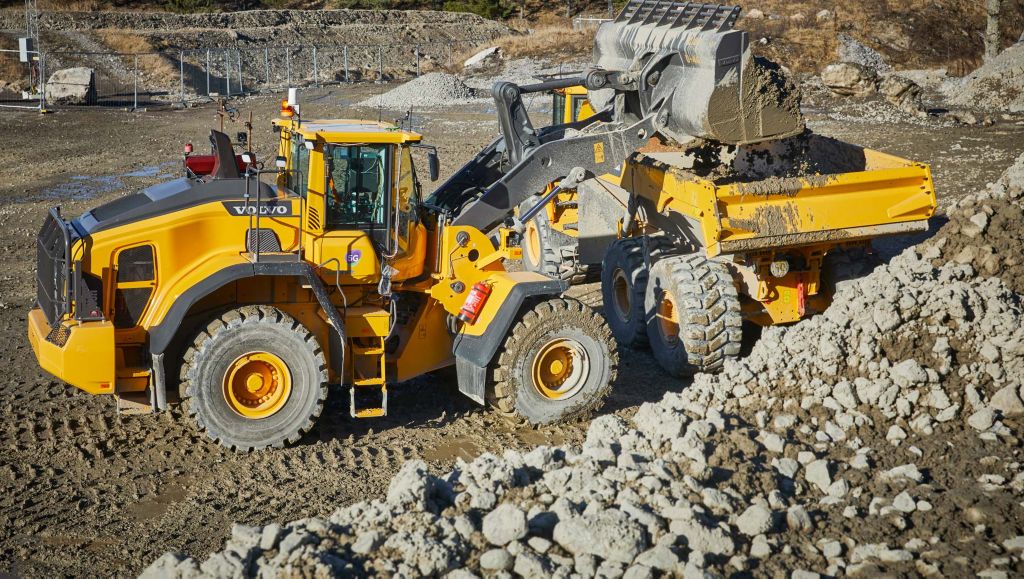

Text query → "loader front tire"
[645,254,742,376]
[181,305,328,452]
[487,298,617,427]
[601,236,674,348]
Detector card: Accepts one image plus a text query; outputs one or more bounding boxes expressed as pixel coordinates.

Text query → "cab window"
[395,145,419,252]
[571,95,588,123]
[552,91,566,126]
[325,144,389,229]
[288,136,310,196]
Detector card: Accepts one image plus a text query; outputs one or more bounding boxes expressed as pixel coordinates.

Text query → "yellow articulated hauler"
[28,98,617,451]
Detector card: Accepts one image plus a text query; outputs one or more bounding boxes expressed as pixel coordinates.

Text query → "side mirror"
[275,155,287,169]
[428,150,440,182]
[241,152,255,165]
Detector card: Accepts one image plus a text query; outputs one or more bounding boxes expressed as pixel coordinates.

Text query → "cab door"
[308,143,388,285]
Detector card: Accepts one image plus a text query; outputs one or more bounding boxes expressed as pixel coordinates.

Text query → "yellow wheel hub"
[657,292,680,344]
[525,220,541,266]
[223,352,292,419]
[532,338,590,400]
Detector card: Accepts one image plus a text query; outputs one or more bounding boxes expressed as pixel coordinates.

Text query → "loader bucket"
[591,0,805,145]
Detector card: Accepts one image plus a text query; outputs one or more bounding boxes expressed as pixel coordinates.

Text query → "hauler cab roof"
[274,118,423,145]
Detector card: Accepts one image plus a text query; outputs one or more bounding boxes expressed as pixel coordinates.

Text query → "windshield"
[326,144,389,228]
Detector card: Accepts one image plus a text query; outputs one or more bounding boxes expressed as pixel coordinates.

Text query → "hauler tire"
[645,254,743,376]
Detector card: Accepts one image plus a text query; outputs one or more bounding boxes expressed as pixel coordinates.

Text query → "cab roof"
[274,118,422,144]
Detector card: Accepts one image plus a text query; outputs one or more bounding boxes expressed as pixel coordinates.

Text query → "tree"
[985,0,1002,60]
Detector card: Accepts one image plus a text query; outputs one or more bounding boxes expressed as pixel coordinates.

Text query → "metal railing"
[10,37,494,111]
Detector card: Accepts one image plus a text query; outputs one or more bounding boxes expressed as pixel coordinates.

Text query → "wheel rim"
[524,220,542,267]
[532,338,590,400]
[223,352,292,419]
[612,268,631,322]
[657,292,680,345]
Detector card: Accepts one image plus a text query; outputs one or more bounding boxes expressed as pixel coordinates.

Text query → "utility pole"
[985,0,1001,61]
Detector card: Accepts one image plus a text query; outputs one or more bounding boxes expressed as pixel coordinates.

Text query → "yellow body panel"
[624,150,935,259]
[28,309,115,395]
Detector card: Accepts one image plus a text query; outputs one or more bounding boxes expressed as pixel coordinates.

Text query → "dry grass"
[95,31,181,84]
[493,25,591,60]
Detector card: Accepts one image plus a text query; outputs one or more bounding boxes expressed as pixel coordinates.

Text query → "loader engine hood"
[71,177,277,237]
[591,0,805,145]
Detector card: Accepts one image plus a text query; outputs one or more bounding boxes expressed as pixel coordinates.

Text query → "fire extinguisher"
[457,281,492,324]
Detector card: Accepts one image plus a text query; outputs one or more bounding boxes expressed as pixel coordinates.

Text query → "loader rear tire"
[645,254,742,376]
[519,197,593,285]
[181,305,328,452]
[487,298,617,427]
[601,236,674,348]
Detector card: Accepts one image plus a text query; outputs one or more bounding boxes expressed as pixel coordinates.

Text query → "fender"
[148,260,346,361]
[452,278,568,405]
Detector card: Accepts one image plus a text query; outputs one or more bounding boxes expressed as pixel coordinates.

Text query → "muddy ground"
[0,84,1022,577]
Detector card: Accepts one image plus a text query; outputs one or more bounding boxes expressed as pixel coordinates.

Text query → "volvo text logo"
[222,201,294,217]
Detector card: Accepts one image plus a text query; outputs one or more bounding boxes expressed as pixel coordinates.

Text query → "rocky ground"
[0,54,1023,578]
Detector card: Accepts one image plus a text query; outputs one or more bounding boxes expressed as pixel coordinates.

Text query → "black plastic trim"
[148,261,346,383]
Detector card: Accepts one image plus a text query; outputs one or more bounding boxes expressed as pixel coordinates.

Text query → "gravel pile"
[358,72,480,110]
[142,159,1024,578]
[943,44,1024,113]
[926,153,1024,293]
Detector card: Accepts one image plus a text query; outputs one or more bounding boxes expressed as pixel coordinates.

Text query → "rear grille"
[36,209,72,325]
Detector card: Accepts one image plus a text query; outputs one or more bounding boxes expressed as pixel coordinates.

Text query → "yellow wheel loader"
[28,104,618,451]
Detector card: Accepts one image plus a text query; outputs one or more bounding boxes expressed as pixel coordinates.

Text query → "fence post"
[264,46,270,88]
[286,48,291,87]
[237,49,243,95]
[205,49,211,96]
[179,50,185,104]
[225,50,231,96]
[378,46,383,83]
[415,45,420,77]
[313,46,319,87]
[343,45,349,83]
[133,53,138,110]
[38,51,46,112]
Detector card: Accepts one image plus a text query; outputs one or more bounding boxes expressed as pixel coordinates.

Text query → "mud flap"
[452,279,568,405]
[455,357,487,405]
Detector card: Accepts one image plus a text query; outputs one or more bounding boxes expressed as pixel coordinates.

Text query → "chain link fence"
[22,38,490,111]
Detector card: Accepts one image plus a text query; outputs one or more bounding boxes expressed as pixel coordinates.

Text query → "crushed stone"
[358,72,481,110]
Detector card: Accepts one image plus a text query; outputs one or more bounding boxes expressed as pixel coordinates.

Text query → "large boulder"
[879,75,924,114]
[821,62,878,97]
[46,67,96,105]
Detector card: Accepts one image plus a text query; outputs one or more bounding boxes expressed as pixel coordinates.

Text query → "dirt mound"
[358,72,479,110]
[927,153,1024,293]
[144,158,1024,577]
[944,44,1024,113]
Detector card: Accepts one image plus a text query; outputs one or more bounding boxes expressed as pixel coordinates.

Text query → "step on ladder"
[350,337,388,418]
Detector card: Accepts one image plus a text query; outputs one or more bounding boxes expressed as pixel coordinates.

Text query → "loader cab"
[551,85,595,125]
[273,119,436,285]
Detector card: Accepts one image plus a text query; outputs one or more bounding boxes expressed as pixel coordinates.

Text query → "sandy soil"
[0,83,1022,577]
